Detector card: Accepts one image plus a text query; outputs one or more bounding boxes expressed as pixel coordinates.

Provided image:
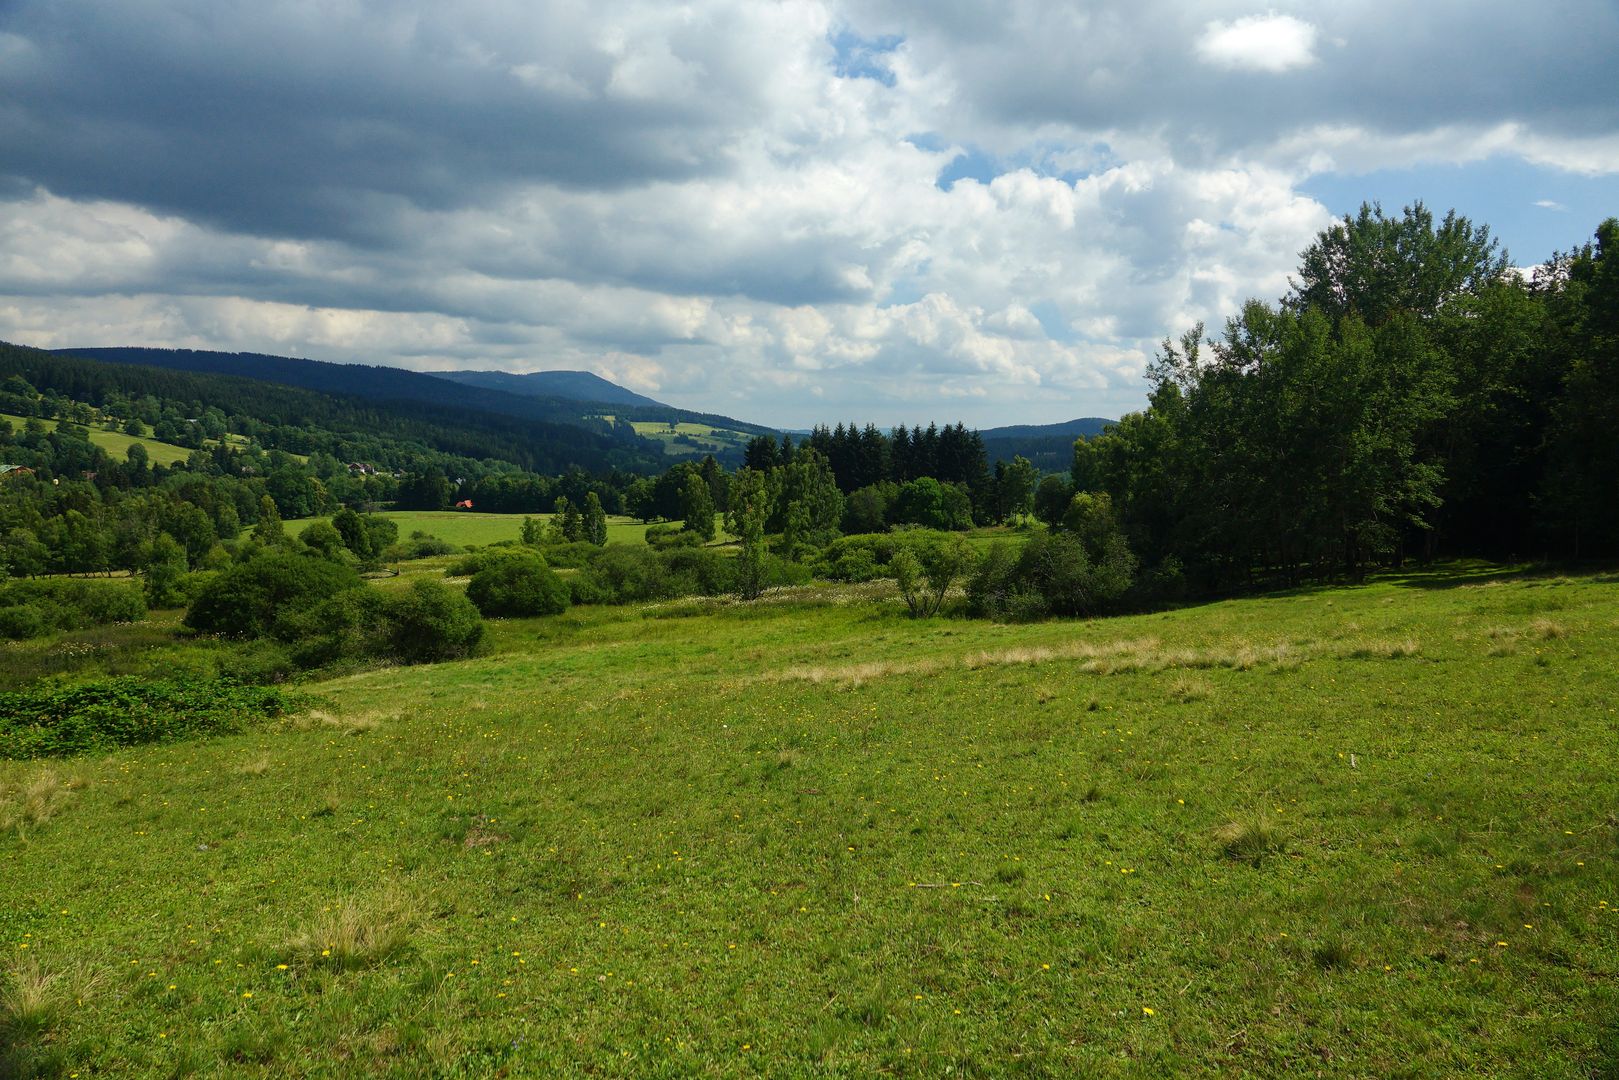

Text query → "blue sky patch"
[1302,158,1618,266]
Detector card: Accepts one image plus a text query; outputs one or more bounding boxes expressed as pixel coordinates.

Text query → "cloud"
[1533,199,1566,210]
[0,0,1614,427]
[1196,14,1318,73]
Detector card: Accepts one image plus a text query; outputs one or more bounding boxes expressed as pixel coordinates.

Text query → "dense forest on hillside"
[1,343,655,475]
[61,346,776,449]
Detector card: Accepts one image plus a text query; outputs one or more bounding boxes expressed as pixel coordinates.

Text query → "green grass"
[284,512,654,549]
[2,564,1617,1076]
[617,419,752,456]
[1,413,196,467]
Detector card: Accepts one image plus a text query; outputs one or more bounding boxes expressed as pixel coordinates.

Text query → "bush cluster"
[466,556,570,617]
[966,531,1137,620]
[273,580,485,667]
[185,551,484,667]
[0,578,147,640]
[0,677,296,759]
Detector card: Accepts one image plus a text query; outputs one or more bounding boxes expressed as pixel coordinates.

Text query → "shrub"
[569,545,671,605]
[274,587,389,667]
[893,535,977,618]
[379,580,484,663]
[1013,531,1136,617]
[467,557,570,617]
[383,533,462,561]
[536,540,606,569]
[0,605,47,640]
[446,547,543,577]
[567,545,743,605]
[662,547,737,596]
[299,520,349,560]
[646,523,701,550]
[892,478,974,531]
[0,677,296,759]
[0,579,146,638]
[184,551,361,638]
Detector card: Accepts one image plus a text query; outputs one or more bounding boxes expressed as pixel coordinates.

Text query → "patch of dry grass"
[1165,673,1213,702]
[0,768,81,836]
[1215,814,1286,865]
[286,889,420,971]
[294,709,389,736]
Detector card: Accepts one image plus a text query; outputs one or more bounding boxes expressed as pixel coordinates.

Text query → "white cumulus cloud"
[1196,13,1319,73]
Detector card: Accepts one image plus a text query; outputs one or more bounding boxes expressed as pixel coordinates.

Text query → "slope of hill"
[434,369,666,410]
[7,342,656,474]
[56,347,615,429]
[3,564,1615,1074]
[981,417,1113,442]
[429,367,776,438]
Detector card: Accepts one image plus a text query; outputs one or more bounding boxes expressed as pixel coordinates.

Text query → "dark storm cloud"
[0,0,768,242]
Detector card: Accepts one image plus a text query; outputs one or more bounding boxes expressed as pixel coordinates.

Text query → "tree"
[726,468,773,600]
[997,456,1039,522]
[141,534,190,608]
[679,472,716,541]
[770,449,843,551]
[1290,201,1508,328]
[583,492,608,546]
[1033,475,1072,527]
[332,507,374,560]
[553,496,584,542]
[252,494,288,547]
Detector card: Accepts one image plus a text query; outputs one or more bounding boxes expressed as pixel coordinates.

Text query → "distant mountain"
[980,417,1115,471]
[434,369,665,410]
[980,417,1113,441]
[16,342,655,475]
[52,346,774,467]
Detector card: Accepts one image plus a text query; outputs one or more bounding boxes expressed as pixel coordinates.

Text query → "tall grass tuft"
[1215,814,1285,865]
[287,891,419,971]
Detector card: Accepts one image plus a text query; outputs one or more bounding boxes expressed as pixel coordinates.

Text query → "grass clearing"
[285,511,652,549]
[1,412,196,467]
[1,563,1616,1075]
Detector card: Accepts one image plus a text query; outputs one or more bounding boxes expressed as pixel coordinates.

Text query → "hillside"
[429,367,777,441]
[982,417,1114,469]
[434,369,666,410]
[3,564,1615,1076]
[0,412,197,468]
[4,342,656,475]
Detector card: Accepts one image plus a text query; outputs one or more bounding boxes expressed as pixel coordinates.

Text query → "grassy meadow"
[284,511,655,549]
[1,413,196,468]
[2,564,1617,1077]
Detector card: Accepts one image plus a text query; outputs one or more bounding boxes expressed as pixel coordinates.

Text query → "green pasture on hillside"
[284,511,654,549]
[621,419,752,456]
[2,564,1617,1077]
[1,412,196,467]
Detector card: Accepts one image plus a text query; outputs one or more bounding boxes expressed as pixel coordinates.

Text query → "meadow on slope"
[2,565,1616,1078]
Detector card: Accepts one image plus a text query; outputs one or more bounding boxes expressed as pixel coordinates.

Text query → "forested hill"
[430,368,777,436]
[981,417,1113,469]
[5,342,659,474]
[55,347,624,429]
[434,369,664,410]
[59,347,777,439]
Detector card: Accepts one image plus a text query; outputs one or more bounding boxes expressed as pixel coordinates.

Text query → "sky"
[0,1,1615,429]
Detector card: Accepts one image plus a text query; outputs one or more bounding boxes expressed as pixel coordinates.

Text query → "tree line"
[1067,205,1619,589]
